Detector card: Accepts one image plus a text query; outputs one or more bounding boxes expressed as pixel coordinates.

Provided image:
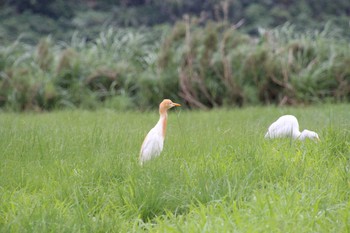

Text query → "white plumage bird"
[139,99,181,165]
[265,115,320,141]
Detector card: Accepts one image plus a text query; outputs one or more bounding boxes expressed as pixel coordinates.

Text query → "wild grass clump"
[0,22,349,111]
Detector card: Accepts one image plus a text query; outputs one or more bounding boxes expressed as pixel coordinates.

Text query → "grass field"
[0,104,349,232]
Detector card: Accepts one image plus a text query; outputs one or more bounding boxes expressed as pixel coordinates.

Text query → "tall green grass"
[0,104,349,232]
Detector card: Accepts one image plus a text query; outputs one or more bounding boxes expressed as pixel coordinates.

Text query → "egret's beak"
[172,103,181,107]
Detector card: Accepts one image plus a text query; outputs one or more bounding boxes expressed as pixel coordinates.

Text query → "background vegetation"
[0,0,349,111]
[1,0,350,44]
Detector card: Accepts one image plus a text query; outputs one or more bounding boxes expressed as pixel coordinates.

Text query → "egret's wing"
[273,124,294,138]
[140,128,164,163]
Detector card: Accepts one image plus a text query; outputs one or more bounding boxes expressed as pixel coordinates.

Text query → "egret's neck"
[293,130,302,139]
[158,111,168,138]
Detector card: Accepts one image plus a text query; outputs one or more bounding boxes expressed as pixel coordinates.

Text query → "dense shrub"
[0,23,349,111]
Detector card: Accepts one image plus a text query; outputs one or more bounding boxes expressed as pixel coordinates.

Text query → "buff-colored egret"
[265,115,320,141]
[139,99,181,165]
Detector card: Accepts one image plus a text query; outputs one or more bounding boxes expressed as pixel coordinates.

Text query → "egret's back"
[265,115,300,139]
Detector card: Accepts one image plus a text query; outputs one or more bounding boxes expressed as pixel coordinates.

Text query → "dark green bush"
[0,23,349,112]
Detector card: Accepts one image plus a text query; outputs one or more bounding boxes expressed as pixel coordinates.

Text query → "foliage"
[0,22,349,111]
[0,105,349,231]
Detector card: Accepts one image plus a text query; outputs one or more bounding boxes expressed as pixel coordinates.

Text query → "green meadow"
[0,104,349,232]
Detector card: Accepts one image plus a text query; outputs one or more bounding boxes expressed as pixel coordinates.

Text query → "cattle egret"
[265,115,320,141]
[139,99,181,165]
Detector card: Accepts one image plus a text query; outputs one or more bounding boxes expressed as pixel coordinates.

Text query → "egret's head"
[299,130,320,142]
[159,99,181,113]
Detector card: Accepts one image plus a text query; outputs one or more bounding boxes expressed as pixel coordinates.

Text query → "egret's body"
[139,99,180,165]
[265,115,300,139]
[265,115,319,141]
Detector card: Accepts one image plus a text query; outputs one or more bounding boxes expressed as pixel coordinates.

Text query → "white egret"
[265,115,320,141]
[139,99,181,165]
